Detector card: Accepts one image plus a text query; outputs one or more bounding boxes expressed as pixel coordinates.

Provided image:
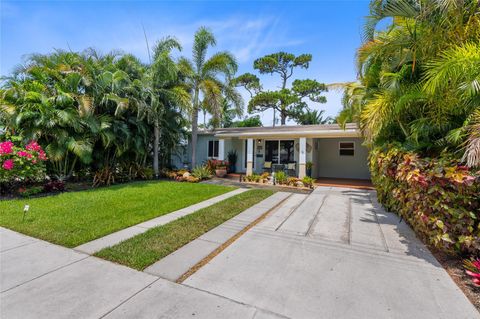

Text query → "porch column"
[218,139,225,161]
[299,137,306,179]
[246,138,253,175]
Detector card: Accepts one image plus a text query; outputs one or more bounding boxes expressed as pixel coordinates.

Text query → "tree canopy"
[336,0,480,167]
[234,52,328,125]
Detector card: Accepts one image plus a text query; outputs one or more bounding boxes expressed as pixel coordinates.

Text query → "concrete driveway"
[183,186,479,319]
[1,186,478,318]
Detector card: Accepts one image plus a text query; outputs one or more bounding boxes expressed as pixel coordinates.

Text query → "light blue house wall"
[176,133,370,180]
[314,137,370,179]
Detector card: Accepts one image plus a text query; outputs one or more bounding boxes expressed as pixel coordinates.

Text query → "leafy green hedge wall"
[370,146,480,255]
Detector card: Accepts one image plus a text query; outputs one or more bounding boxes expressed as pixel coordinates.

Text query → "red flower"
[25,141,41,152]
[2,159,14,170]
[17,151,29,157]
[0,141,14,155]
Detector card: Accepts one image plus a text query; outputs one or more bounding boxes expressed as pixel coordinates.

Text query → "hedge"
[370,145,480,255]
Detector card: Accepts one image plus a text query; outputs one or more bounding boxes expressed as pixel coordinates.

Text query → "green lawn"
[0,181,234,247]
[95,189,274,270]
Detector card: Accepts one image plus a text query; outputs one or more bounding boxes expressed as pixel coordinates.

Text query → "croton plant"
[370,145,479,254]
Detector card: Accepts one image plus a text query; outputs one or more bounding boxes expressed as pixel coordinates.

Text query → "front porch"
[183,124,371,181]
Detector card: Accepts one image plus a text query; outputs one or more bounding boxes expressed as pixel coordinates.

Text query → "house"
[173,123,371,180]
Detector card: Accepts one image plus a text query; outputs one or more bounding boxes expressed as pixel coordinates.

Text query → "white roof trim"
[214,129,361,139]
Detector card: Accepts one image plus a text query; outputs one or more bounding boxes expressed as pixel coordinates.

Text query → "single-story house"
[172,123,370,180]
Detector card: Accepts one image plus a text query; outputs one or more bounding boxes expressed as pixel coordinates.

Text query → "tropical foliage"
[297,109,332,125]
[338,0,480,167]
[179,27,241,167]
[370,145,479,254]
[0,47,188,184]
[0,27,244,188]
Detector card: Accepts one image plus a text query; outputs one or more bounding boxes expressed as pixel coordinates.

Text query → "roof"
[197,123,361,139]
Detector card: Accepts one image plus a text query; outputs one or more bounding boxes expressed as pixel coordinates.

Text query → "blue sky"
[1,0,370,125]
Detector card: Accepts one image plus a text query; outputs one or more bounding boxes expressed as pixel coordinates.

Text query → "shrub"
[302,176,314,188]
[205,159,229,173]
[464,258,480,287]
[43,180,66,193]
[260,172,270,183]
[0,140,48,193]
[287,177,300,186]
[244,174,261,183]
[275,171,287,184]
[370,145,480,254]
[19,186,43,198]
[192,166,212,180]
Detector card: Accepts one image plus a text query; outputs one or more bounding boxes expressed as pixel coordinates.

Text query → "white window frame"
[208,140,219,158]
[339,141,355,156]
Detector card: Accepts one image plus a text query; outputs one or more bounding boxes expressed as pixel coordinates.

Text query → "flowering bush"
[370,145,480,254]
[0,140,48,186]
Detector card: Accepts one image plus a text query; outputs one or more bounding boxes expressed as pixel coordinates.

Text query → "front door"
[265,140,294,164]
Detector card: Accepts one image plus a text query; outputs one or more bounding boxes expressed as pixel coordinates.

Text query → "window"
[208,140,219,158]
[339,142,355,156]
[265,140,294,164]
[279,140,294,164]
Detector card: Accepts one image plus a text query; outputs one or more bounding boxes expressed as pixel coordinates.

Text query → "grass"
[0,181,234,247]
[95,189,274,270]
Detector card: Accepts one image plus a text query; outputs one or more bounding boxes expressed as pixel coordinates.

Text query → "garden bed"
[95,189,274,270]
[0,180,234,247]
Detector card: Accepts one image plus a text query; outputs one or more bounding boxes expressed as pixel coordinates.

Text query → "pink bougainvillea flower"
[2,159,14,170]
[0,141,14,155]
[25,141,41,152]
[38,150,47,161]
[17,151,29,157]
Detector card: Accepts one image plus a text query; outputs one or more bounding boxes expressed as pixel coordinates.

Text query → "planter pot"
[306,168,312,177]
[215,168,227,178]
[229,164,236,173]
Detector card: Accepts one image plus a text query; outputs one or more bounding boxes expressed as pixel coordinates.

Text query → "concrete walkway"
[1,187,478,318]
[0,191,289,319]
[74,188,247,254]
[144,191,291,281]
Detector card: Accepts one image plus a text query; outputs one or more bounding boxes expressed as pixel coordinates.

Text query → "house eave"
[214,130,361,139]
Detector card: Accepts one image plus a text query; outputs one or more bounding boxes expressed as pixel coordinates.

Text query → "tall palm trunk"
[191,87,200,168]
[153,121,160,178]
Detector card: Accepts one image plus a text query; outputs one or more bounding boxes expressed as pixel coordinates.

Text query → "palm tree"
[179,27,240,167]
[297,109,331,125]
[138,37,190,177]
[348,0,480,161]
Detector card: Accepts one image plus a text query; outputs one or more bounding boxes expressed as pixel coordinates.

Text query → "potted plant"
[214,160,228,178]
[227,150,237,173]
[306,161,313,177]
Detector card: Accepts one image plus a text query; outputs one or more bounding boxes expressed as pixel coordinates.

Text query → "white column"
[299,137,306,178]
[218,139,225,161]
[246,138,253,175]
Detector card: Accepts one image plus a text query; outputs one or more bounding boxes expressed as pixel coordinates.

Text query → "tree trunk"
[153,122,160,178]
[281,111,286,125]
[191,87,200,168]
